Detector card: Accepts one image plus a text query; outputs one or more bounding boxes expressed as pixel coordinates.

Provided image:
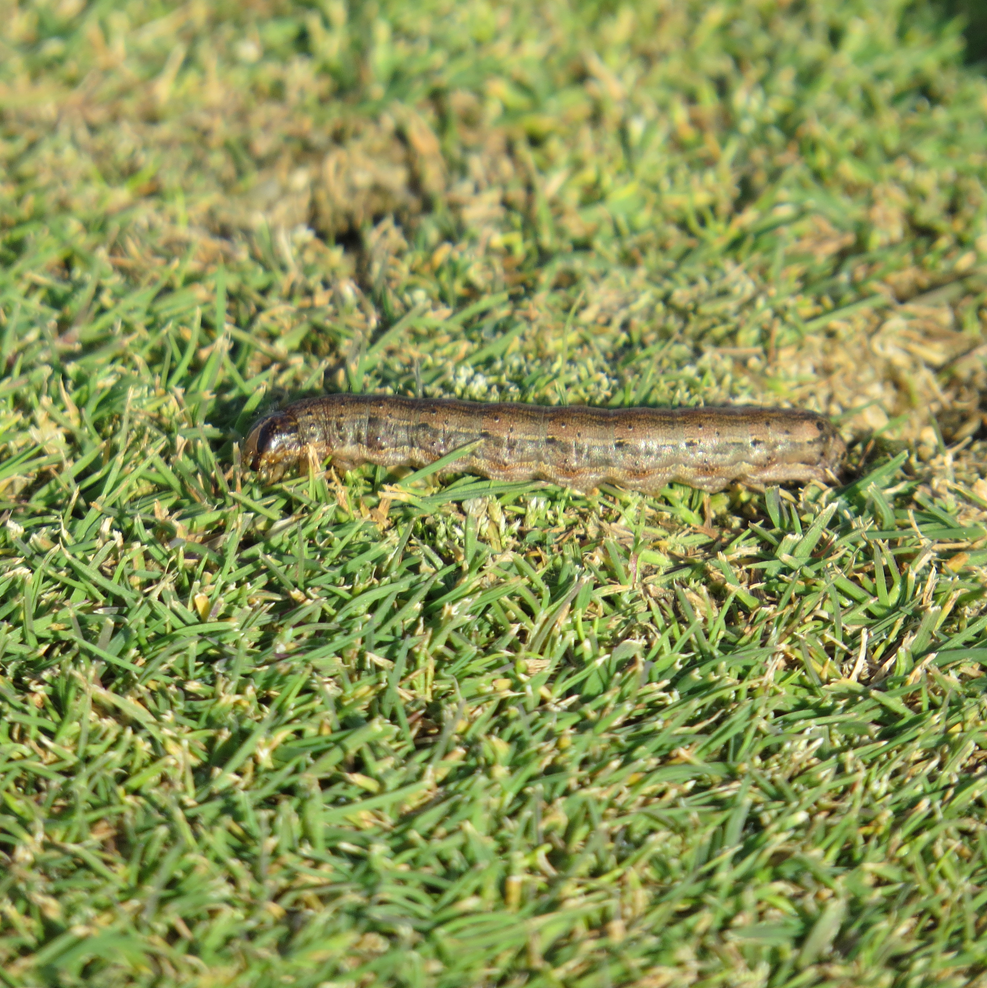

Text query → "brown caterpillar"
[244,394,846,494]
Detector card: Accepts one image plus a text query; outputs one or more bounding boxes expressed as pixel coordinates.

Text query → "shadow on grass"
[939,0,987,64]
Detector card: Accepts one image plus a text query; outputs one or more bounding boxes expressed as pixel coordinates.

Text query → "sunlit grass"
[1,1,987,986]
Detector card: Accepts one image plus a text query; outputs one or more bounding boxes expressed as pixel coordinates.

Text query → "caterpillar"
[244,394,845,493]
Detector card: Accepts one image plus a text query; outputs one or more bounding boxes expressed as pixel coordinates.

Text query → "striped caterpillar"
[244,395,845,494]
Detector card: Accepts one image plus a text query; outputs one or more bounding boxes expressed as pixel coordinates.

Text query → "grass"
[1,0,987,985]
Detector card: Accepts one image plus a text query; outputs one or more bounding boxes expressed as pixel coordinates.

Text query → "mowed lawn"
[2,1,987,985]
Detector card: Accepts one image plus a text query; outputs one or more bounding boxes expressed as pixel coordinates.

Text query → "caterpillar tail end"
[821,427,848,485]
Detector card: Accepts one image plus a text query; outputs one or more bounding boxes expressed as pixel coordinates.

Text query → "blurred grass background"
[1,0,987,985]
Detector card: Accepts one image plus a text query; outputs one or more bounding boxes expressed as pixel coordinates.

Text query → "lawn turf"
[2,0,987,985]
